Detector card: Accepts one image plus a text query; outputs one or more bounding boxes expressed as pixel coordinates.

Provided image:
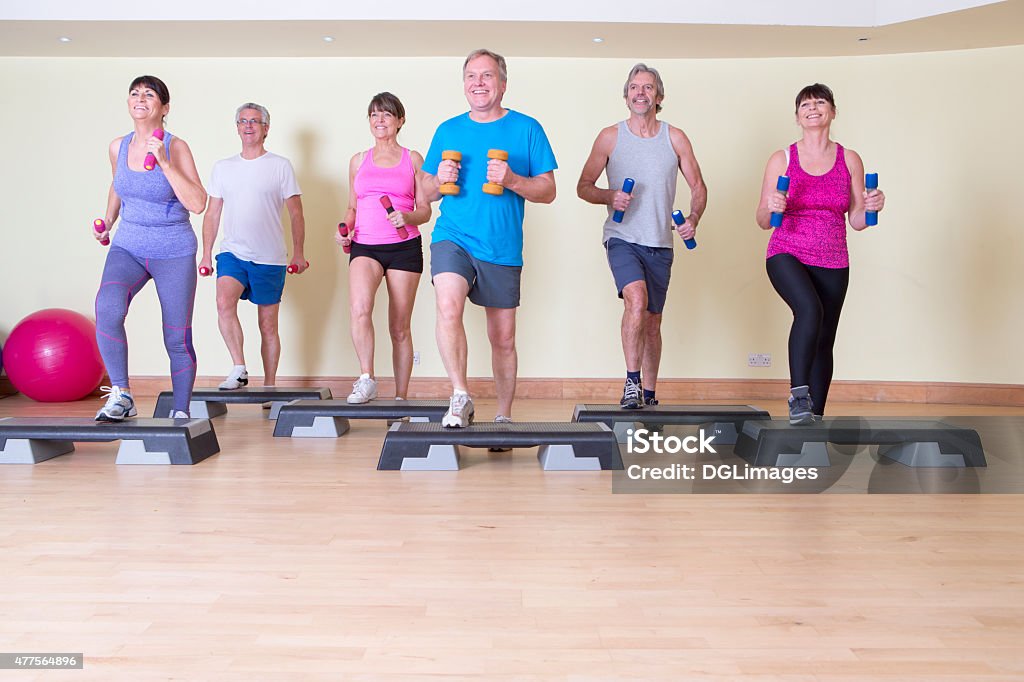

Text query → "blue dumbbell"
[865,173,879,226]
[672,210,697,250]
[612,177,635,223]
[770,175,790,227]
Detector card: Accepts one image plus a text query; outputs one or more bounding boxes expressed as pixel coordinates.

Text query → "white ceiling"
[2,0,1021,58]
[0,0,1005,25]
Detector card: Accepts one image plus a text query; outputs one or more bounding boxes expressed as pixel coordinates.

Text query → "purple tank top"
[111,131,197,259]
[352,147,420,246]
[766,142,851,268]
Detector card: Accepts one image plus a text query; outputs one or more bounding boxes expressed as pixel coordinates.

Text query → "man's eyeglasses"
[237,118,265,126]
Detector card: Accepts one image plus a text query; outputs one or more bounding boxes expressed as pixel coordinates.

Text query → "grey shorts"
[430,240,522,309]
[605,237,674,314]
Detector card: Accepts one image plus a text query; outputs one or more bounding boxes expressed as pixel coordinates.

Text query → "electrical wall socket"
[413,351,420,366]
[748,353,771,367]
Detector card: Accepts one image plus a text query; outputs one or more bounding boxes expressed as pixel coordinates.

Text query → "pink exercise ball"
[4,309,105,402]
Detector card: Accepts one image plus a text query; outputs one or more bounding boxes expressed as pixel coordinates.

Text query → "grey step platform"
[153,387,333,420]
[734,418,987,468]
[273,400,454,438]
[0,417,219,465]
[378,422,622,471]
[572,403,771,444]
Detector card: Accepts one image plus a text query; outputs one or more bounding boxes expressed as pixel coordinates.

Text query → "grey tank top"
[602,120,679,249]
[111,131,197,259]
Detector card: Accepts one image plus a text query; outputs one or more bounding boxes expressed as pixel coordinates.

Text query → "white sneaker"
[442,392,474,428]
[347,374,378,404]
[95,386,137,422]
[169,410,189,419]
[219,367,249,391]
[490,415,513,452]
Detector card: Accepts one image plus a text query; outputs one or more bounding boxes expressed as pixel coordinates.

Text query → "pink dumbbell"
[93,218,110,246]
[287,261,309,274]
[379,196,409,239]
[198,266,212,277]
[144,129,165,171]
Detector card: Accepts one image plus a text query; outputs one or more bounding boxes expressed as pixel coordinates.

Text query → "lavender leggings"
[95,246,197,414]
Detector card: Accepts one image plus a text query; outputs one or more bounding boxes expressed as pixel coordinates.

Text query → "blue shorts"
[215,252,286,305]
[605,238,673,314]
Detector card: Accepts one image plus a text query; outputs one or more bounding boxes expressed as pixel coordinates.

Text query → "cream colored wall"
[1,47,1020,384]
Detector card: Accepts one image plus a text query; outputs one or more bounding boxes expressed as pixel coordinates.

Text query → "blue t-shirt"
[423,109,557,266]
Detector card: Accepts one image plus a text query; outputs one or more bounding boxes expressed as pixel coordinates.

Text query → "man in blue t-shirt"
[423,48,558,428]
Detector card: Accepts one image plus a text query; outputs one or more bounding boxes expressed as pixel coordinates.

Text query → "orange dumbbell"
[439,150,462,196]
[483,149,508,195]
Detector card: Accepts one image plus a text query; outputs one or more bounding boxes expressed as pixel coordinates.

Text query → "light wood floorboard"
[1,394,1022,680]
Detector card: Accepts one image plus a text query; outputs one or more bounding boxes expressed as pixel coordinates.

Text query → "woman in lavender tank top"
[333,92,431,404]
[755,84,886,425]
[92,75,207,421]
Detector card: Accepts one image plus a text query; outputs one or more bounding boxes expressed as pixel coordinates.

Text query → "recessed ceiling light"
[592,37,604,43]
[58,36,72,43]
[322,36,335,43]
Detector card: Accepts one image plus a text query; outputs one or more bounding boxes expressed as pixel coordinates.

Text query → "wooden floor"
[2,393,1023,681]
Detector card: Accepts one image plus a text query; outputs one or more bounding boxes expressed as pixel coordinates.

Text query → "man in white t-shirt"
[199,103,306,390]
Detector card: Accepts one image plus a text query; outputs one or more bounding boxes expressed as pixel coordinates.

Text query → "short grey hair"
[235,102,270,125]
[622,63,665,113]
[463,49,507,82]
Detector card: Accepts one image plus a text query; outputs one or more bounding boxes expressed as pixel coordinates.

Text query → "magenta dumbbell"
[287,261,309,274]
[379,196,409,239]
[198,265,213,277]
[93,218,110,246]
[144,128,165,171]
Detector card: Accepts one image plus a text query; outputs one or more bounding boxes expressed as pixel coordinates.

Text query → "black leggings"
[766,254,849,414]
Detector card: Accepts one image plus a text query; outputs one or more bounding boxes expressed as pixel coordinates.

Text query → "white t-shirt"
[208,151,302,265]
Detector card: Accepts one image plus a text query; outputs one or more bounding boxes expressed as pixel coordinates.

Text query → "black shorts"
[350,236,424,273]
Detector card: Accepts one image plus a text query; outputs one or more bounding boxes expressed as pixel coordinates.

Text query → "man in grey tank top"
[577,63,708,409]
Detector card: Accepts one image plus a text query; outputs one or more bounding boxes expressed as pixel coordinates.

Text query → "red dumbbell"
[338,223,351,255]
[379,196,409,239]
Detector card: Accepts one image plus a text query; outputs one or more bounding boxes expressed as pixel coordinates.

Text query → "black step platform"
[153,387,333,420]
[572,403,771,444]
[0,417,220,465]
[378,422,622,471]
[274,399,454,438]
[734,418,987,468]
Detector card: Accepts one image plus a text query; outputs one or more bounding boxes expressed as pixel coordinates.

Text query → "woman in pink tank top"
[334,92,432,403]
[755,84,886,424]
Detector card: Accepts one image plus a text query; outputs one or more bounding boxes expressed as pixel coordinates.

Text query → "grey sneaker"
[788,385,814,426]
[620,377,643,410]
[95,386,137,422]
[490,415,513,452]
[218,368,249,390]
[169,410,189,419]
[442,392,474,428]
[347,374,378,404]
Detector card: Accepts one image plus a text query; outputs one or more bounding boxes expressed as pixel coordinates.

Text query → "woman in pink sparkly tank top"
[333,92,432,404]
[755,84,886,424]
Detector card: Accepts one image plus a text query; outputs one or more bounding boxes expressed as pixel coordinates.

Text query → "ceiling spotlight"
[323,36,335,43]
[58,36,72,43]
[592,37,604,43]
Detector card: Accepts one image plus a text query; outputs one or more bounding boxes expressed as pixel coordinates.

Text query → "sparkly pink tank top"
[766,142,851,268]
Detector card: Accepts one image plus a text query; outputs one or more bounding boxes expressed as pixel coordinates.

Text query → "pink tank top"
[766,142,851,268]
[352,147,420,245]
